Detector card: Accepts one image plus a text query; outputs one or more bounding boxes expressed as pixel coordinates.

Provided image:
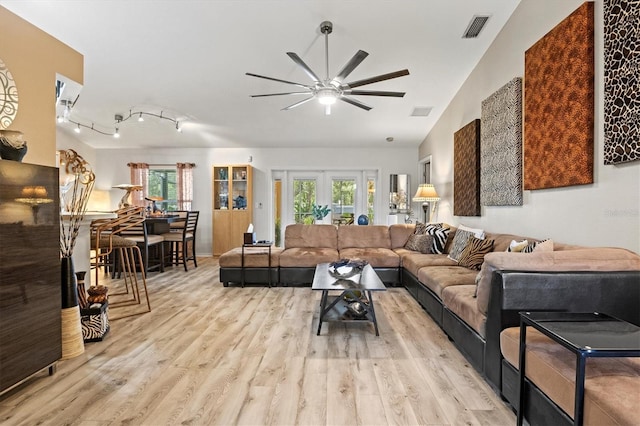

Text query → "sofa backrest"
[476,247,640,316]
[389,224,414,248]
[284,224,338,249]
[338,225,391,250]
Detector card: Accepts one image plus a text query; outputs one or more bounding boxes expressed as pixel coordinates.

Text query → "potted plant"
[311,203,331,223]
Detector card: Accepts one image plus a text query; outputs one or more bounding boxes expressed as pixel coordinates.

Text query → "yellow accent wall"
[0,6,83,167]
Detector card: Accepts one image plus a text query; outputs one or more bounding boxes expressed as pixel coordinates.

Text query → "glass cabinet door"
[213,166,229,210]
[232,166,248,210]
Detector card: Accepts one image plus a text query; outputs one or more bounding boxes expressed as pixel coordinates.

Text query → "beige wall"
[418,0,640,253]
[0,6,83,167]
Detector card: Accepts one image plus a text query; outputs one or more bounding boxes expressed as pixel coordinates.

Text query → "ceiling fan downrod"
[320,21,333,82]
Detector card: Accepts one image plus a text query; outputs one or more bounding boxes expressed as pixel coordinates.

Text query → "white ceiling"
[2,0,521,150]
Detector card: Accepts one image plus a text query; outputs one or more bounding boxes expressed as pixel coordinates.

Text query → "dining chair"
[161,210,199,271]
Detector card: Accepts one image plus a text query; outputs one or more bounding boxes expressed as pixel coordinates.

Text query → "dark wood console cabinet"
[0,161,61,394]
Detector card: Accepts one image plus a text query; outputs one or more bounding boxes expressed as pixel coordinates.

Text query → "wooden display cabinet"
[213,165,252,255]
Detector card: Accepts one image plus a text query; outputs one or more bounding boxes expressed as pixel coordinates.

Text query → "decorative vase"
[60,256,85,359]
[75,271,88,309]
[0,130,27,161]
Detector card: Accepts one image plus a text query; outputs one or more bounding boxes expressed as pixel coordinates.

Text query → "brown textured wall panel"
[454,119,481,216]
[524,2,594,190]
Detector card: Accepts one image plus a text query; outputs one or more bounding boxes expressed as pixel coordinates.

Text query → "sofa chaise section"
[219,246,283,286]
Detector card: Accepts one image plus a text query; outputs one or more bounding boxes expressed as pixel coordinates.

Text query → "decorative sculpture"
[113,183,142,208]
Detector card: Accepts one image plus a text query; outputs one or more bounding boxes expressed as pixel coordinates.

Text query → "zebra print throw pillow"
[521,239,552,253]
[458,236,495,270]
[424,224,450,254]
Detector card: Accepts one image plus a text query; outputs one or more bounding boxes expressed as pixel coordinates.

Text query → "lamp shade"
[412,183,440,202]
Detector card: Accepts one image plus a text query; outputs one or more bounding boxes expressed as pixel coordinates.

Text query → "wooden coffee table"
[312,263,386,336]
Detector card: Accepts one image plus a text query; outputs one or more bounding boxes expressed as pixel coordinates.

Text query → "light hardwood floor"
[0,257,515,425]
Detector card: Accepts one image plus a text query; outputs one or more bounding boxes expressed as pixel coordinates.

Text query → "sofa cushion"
[400,253,457,277]
[476,248,640,316]
[389,223,414,248]
[417,266,479,299]
[338,247,400,268]
[501,327,640,425]
[284,224,338,249]
[442,285,487,337]
[279,247,340,267]
[218,247,283,267]
[338,225,391,250]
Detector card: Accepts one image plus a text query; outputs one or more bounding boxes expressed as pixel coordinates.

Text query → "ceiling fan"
[246,21,409,114]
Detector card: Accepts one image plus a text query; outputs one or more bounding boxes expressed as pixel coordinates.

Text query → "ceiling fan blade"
[334,50,369,82]
[344,69,410,89]
[282,96,315,111]
[286,52,322,82]
[251,91,312,98]
[347,90,406,97]
[246,72,310,89]
[339,96,372,111]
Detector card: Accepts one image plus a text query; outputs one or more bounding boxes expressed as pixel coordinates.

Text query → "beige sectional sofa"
[218,222,640,425]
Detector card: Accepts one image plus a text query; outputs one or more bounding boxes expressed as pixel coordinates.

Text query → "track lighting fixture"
[56,106,186,138]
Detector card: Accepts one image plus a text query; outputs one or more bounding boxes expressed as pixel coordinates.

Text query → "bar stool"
[90,207,151,319]
[161,210,199,271]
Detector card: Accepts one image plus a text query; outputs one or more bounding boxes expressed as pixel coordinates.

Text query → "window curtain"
[128,162,149,207]
[177,162,194,210]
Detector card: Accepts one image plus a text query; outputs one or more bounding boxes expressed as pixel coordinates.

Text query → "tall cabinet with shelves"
[213,165,253,255]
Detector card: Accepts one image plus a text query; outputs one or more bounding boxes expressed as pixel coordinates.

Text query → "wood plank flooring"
[0,257,515,425]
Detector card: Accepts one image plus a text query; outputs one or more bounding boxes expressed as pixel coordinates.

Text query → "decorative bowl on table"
[328,259,368,279]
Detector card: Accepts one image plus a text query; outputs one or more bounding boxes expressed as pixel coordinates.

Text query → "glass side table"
[517,311,640,426]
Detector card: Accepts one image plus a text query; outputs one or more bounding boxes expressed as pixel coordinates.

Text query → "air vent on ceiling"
[463,15,490,38]
[411,106,432,117]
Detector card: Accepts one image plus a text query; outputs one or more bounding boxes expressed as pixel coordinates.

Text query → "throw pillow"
[404,234,434,254]
[522,238,550,253]
[507,239,529,252]
[424,225,450,254]
[533,239,554,252]
[414,221,428,235]
[458,224,485,239]
[447,229,477,262]
[458,236,495,270]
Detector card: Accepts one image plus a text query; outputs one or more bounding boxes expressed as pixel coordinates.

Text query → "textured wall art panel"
[454,119,481,216]
[604,0,640,164]
[481,77,523,206]
[523,2,594,190]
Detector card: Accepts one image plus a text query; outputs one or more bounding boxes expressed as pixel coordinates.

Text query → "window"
[293,179,316,224]
[332,179,356,224]
[367,178,376,223]
[148,168,177,211]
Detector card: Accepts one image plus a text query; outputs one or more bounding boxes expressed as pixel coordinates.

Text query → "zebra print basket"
[80,301,110,342]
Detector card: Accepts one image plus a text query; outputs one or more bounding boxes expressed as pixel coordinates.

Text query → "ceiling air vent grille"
[411,107,432,117]
[463,15,490,38]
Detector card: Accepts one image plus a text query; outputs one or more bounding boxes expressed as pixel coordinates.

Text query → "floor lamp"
[412,184,440,223]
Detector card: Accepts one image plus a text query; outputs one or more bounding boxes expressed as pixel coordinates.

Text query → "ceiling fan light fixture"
[317,88,337,105]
